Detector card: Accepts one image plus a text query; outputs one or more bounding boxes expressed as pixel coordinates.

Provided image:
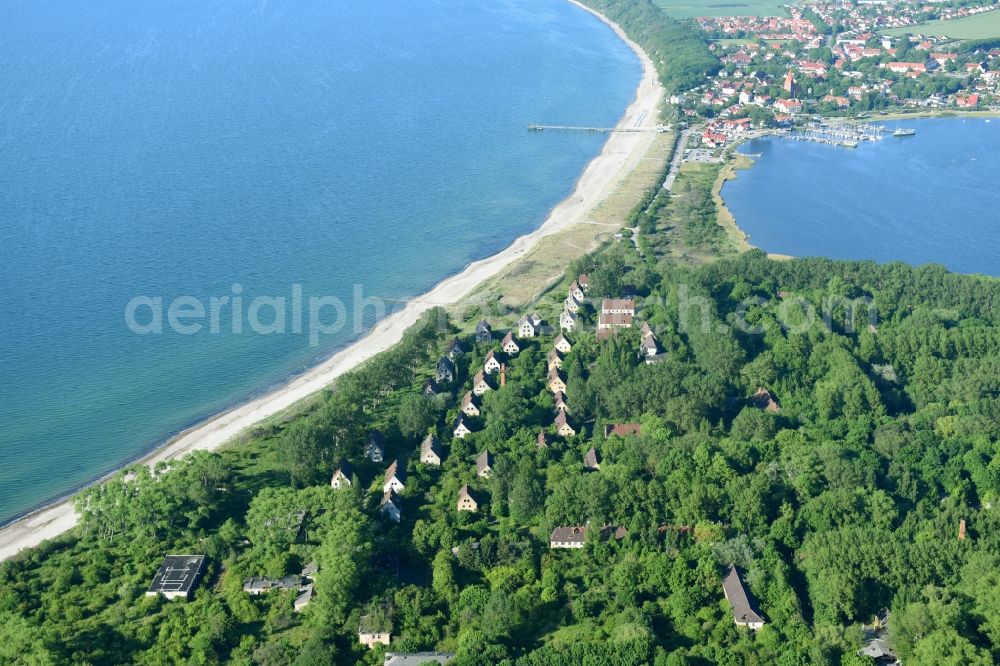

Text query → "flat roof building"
[146,555,206,600]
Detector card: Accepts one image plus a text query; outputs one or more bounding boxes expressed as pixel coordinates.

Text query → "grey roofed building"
[384,652,455,666]
[301,561,318,578]
[476,449,494,477]
[722,565,765,630]
[384,459,406,493]
[583,447,601,470]
[243,575,303,595]
[420,433,442,465]
[380,489,402,522]
[858,637,899,664]
[294,584,314,612]
[146,555,206,600]
[549,525,587,548]
[445,338,465,359]
[436,356,455,383]
[475,319,492,343]
[331,459,354,489]
[365,430,386,462]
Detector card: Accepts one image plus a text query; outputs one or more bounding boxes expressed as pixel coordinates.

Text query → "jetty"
[528,124,670,134]
[781,122,886,149]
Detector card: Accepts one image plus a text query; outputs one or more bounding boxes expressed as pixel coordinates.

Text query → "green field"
[884,9,1000,39]
[653,0,789,18]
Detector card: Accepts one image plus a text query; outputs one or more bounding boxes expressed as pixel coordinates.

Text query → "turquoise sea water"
[723,117,1000,277]
[0,0,641,524]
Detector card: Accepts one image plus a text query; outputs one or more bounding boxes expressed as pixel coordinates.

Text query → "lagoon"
[723,117,1000,277]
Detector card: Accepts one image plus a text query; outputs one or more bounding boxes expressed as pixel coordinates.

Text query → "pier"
[781,122,886,149]
[528,124,670,134]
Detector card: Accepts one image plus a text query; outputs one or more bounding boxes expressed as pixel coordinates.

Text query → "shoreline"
[0,2,664,562]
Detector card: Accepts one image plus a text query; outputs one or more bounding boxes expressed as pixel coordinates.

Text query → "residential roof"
[243,575,302,593]
[501,331,517,347]
[333,459,353,480]
[380,489,402,510]
[437,356,454,373]
[553,333,571,349]
[583,447,601,469]
[550,525,587,544]
[421,434,441,459]
[385,459,406,485]
[601,297,635,312]
[537,431,548,448]
[476,449,494,474]
[460,391,478,411]
[368,430,385,448]
[475,319,491,333]
[752,387,780,413]
[555,411,571,429]
[384,652,455,666]
[147,555,206,598]
[598,312,633,327]
[722,565,765,626]
[604,423,641,438]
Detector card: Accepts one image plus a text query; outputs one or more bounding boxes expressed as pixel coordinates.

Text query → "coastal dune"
[0,2,664,562]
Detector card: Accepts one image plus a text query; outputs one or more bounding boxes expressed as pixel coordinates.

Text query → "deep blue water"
[0,0,641,523]
[724,117,1000,276]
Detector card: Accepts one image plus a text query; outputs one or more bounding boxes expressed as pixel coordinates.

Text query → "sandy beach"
[0,2,664,562]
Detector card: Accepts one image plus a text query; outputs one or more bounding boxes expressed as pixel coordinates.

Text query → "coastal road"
[662,127,696,191]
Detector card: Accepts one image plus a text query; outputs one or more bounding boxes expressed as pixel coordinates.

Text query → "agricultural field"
[884,8,1000,39]
[653,0,789,19]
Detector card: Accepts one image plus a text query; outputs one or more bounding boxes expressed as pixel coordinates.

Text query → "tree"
[0,613,55,666]
[396,393,437,439]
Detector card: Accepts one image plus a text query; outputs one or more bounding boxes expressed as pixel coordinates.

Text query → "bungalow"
[537,431,548,448]
[722,565,766,630]
[243,573,301,596]
[569,280,586,302]
[456,484,478,512]
[550,525,587,549]
[483,350,502,374]
[460,391,480,417]
[243,575,302,596]
[548,368,567,394]
[583,447,601,471]
[330,459,354,489]
[547,349,564,371]
[518,314,541,338]
[379,489,402,523]
[383,460,406,494]
[559,309,577,332]
[752,387,780,413]
[564,294,582,314]
[472,370,492,396]
[420,434,442,466]
[601,298,635,315]
[436,356,455,384]
[553,391,569,413]
[577,273,589,291]
[501,331,520,355]
[476,449,494,478]
[365,430,385,463]
[453,415,472,439]
[475,319,492,344]
[555,411,576,437]
[445,338,465,360]
[605,423,641,438]
[553,333,572,354]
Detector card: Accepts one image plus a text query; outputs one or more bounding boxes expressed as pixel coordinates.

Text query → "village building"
[537,431,548,448]
[577,273,589,291]
[483,350,502,374]
[604,423,641,438]
[456,484,478,512]
[548,368,567,394]
[359,615,392,649]
[555,411,576,437]
[752,387,780,413]
[553,333,572,354]
[243,575,302,596]
[517,314,541,338]
[639,333,659,357]
[383,460,406,494]
[597,311,633,331]
[384,653,455,666]
[379,489,402,523]
[553,391,569,413]
[422,378,438,397]
[294,584,314,612]
[722,565,765,630]
[475,319,492,344]
[550,525,587,549]
[477,449,494,478]
[601,298,636,315]
[365,430,385,463]
[500,331,520,355]
[472,370,492,396]
[420,434,442,466]
[460,391,480,417]
[146,555,206,600]
[453,414,472,439]
[445,338,465,360]
[330,459,354,489]
[564,294,582,314]
[435,356,455,384]
[583,447,601,470]
[569,282,585,303]
[559,309,577,332]
[547,349,563,371]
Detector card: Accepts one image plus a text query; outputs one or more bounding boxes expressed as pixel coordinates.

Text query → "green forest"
[3,244,1000,665]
